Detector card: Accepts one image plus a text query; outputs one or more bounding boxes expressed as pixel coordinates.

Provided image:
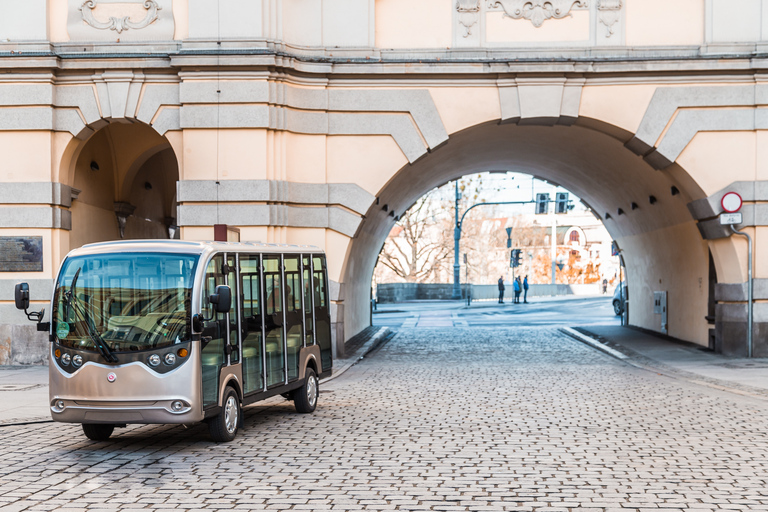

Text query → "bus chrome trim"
[48,343,204,424]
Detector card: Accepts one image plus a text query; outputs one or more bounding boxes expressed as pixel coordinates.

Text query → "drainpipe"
[730,225,753,358]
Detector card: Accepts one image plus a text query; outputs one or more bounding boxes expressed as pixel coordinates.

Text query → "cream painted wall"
[323,0,371,47]
[709,237,745,283]
[375,0,451,49]
[173,0,189,40]
[626,0,704,46]
[283,0,322,47]
[286,227,327,250]
[710,0,762,43]
[579,85,659,134]
[181,129,268,181]
[0,132,53,182]
[326,135,408,195]
[325,229,350,282]
[619,220,710,344]
[677,131,757,197]
[286,134,327,184]
[486,10,590,43]
[48,0,69,42]
[428,87,501,135]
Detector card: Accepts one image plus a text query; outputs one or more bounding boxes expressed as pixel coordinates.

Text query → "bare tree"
[377,192,453,282]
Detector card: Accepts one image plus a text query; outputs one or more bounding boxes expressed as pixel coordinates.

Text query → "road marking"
[401,315,419,328]
[560,327,628,360]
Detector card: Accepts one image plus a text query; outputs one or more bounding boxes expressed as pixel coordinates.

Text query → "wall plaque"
[0,237,43,272]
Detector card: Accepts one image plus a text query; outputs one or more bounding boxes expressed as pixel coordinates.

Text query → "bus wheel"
[208,386,240,442]
[82,423,114,441]
[294,368,318,413]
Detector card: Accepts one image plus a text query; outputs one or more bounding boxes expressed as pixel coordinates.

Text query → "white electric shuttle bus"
[14,240,333,442]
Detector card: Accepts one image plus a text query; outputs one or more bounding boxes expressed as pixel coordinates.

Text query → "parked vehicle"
[14,240,332,442]
[612,282,626,316]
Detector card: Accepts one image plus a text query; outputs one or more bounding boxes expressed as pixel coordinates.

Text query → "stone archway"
[63,122,180,249]
[341,118,723,349]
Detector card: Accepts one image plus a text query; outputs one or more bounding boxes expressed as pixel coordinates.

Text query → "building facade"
[1,0,768,363]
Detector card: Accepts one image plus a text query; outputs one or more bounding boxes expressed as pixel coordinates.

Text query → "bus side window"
[312,255,332,372]
[303,256,314,346]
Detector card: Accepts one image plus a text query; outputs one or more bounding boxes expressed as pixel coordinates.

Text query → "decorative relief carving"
[597,0,622,38]
[79,0,161,33]
[487,0,588,28]
[456,0,481,39]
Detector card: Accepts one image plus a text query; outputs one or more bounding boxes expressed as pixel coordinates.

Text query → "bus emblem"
[107,372,117,383]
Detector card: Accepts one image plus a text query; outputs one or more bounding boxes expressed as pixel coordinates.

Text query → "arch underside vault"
[344,118,712,349]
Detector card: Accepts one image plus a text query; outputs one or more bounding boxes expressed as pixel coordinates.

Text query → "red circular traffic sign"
[721,192,742,213]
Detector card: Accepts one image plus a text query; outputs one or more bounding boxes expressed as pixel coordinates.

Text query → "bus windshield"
[52,252,198,354]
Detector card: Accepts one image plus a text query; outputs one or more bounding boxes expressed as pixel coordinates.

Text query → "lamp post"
[451,180,536,300]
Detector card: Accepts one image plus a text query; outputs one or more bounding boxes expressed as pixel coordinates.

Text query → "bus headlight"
[164,353,176,365]
[60,353,71,366]
[148,354,161,367]
[72,355,83,367]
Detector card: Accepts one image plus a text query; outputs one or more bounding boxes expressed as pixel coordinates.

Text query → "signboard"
[721,192,742,213]
[0,237,43,272]
[720,213,743,225]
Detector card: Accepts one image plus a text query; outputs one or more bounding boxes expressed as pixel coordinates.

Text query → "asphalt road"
[373,295,620,328]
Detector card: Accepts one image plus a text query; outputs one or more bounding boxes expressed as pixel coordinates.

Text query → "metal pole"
[550,200,556,285]
[452,181,462,300]
[731,225,753,358]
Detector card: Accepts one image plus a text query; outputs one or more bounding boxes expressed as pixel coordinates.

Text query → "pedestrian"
[498,276,505,303]
[523,275,529,303]
[513,276,521,303]
[602,278,608,294]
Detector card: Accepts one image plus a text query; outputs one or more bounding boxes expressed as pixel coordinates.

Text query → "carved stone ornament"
[456,0,481,12]
[597,0,622,37]
[79,0,161,33]
[487,0,588,28]
[456,0,481,39]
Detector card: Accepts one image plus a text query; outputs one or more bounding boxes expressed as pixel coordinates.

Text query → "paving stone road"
[1,327,767,511]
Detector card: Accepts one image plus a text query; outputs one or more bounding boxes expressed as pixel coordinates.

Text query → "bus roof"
[70,239,322,257]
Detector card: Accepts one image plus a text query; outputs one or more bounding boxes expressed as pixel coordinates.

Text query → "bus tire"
[82,423,114,441]
[208,386,240,443]
[294,368,318,414]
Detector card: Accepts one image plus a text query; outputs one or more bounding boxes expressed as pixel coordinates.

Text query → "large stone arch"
[341,116,728,350]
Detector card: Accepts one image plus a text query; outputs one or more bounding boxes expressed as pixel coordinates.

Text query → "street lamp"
[451,180,537,300]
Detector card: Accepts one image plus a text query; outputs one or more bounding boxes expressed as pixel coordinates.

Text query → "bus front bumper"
[49,398,204,424]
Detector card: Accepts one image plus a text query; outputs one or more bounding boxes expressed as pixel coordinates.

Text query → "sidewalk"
[562,325,768,399]
[0,327,395,427]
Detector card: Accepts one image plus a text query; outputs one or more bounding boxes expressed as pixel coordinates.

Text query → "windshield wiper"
[66,268,118,364]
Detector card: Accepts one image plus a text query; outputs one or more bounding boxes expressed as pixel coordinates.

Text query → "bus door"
[240,254,264,394]
[225,254,240,366]
[263,255,285,387]
[201,254,227,408]
[312,255,332,372]
[283,255,303,382]
[302,255,315,347]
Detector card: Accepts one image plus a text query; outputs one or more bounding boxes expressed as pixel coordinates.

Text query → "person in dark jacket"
[498,276,505,303]
[523,275,529,303]
[513,277,521,303]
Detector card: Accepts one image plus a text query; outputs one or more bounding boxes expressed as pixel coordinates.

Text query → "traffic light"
[535,193,549,214]
[555,192,572,214]
[510,249,522,268]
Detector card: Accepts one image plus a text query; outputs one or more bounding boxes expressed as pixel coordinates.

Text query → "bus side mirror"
[14,283,29,311]
[209,285,231,313]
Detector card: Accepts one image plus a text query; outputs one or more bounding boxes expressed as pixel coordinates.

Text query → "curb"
[320,327,394,385]
[560,327,628,360]
[560,326,768,401]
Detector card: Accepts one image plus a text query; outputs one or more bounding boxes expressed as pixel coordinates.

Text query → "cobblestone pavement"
[1,327,768,511]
